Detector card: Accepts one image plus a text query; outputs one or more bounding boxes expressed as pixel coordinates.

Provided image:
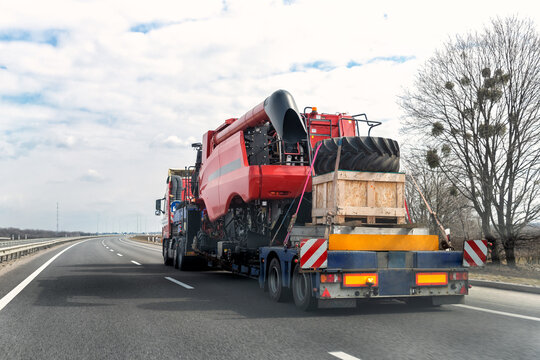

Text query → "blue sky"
[0,0,538,233]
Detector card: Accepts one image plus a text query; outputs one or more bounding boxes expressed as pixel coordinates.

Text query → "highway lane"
[0,236,538,360]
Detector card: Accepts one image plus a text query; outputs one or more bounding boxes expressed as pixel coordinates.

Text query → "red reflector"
[321,288,331,298]
[320,274,342,283]
[269,191,290,196]
[449,272,468,281]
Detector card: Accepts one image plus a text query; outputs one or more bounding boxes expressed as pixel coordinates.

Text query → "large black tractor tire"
[313,136,400,175]
[292,264,317,311]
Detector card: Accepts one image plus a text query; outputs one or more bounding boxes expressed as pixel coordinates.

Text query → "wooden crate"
[312,171,406,225]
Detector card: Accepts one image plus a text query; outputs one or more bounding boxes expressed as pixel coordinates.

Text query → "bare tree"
[400,17,540,265]
[488,19,540,265]
[403,148,479,244]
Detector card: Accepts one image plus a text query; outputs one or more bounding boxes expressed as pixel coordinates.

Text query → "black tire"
[175,238,188,271]
[313,136,400,175]
[173,247,179,269]
[292,265,317,311]
[163,239,173,266]
[268,258,288,302]
[170,175,182,201]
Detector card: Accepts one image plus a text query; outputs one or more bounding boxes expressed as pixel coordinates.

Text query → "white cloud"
[150,134,197,148]
[80,169,105,182]
[0,0,538,232]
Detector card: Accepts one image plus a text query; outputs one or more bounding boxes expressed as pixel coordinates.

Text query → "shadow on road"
[34,262,452,319]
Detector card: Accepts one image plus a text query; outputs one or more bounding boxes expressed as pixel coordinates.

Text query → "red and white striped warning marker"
[463,240,488,267]
[300,239,327,269]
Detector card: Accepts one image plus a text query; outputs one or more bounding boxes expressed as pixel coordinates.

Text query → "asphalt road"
[0,236,538,360]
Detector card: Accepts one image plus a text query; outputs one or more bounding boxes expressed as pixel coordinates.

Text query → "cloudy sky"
[0,0,538,233]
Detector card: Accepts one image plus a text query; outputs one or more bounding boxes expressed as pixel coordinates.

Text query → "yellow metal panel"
[328,234,439,251]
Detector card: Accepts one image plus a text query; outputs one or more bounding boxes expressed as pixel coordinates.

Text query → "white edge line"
[131,260,141,266]
[164,276,194,290]
[0,239,90,312]
[453,304,540,322]
[329,351,362,360]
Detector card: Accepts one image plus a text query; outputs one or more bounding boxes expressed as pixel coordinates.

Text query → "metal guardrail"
[0,238,57,249]
[0,236,97,263]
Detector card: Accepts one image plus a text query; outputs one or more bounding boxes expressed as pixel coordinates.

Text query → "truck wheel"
[313,136,400,175]
[163,239,172,266]
[292,265,317,311]
[175,239,187,271]
[173,247,179,269]
[268,258,288,302]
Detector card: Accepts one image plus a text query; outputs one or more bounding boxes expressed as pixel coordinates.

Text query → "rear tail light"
[343,273,378,287]
[320,274,342,283]
[449,271,468,281]
[416,272,448,286]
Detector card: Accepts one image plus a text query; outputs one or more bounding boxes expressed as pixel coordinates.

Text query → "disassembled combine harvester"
[156,90,476,310]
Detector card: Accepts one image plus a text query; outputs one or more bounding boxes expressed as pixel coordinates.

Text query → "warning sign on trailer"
[463,239,488,267]
[300,238,328,269]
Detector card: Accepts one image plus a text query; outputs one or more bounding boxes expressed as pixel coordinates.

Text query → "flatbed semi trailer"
[156,90,473,310]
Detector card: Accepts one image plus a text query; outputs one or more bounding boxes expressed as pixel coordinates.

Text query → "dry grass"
[469,263,540,286]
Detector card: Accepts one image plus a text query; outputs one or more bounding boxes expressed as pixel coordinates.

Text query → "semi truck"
[156,90,470,310]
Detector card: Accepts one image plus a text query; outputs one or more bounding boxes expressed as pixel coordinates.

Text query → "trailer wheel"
[292,265,317,311]
[313,136,400,175]
[268,258,287,302]
[163,239,173,266]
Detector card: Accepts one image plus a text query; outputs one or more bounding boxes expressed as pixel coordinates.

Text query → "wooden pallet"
[312,171,406,225]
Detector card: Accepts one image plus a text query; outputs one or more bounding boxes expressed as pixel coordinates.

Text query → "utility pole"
[56,202,59,234]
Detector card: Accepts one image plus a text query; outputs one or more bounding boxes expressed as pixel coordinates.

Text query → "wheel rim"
[294,273,308,302]
[269,266,279,294]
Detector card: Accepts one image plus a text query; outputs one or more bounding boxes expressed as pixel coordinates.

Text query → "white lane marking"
[118,238,161,253]
[0,239,90,312]
[109,249,114,252]
[329,352,361,360]
[117,253,123,257]
[165,276,194,289]
[131,260,141,266]
[453,304,540,322]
